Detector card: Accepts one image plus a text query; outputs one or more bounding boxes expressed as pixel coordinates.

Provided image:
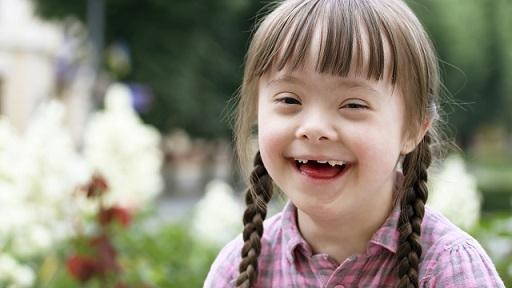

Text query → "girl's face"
[257,62,412,220]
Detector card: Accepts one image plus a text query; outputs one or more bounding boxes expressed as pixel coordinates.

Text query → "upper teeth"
[296,159,345,166]
[327,160,345,166]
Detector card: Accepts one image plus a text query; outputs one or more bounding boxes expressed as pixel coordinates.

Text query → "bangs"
[251,0,398,83]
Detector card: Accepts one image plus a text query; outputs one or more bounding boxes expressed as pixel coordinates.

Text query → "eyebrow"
[338,79,380,95]
[266,75,304,88]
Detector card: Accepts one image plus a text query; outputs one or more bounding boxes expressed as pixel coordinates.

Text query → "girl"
[205,0,504,287]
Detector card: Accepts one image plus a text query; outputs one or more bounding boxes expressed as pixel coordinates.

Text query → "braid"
[235,151,273,288]
[397,132,432,288]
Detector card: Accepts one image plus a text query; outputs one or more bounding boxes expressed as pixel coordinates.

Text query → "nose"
[295,111,339,143]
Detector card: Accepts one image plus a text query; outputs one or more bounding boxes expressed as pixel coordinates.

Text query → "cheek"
[350,126,402,172]
[258,119,288,159]
[257,109,284,165]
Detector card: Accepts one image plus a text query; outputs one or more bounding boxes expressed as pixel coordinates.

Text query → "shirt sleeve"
[421,237,505,288]
[203,235,243,288]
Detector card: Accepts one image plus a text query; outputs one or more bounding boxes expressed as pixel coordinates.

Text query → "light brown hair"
[233,0,441,287]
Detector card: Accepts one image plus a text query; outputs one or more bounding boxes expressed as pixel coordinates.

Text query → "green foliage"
[114,221,217,287]
[409,0,512,146]
[43,220,218,287]
[33,0,266,138]
[33,0,84,20]
[471,213,512,287]
[467,156,512,211]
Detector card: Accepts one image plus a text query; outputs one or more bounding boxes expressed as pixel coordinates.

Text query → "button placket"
[325,255,358,288]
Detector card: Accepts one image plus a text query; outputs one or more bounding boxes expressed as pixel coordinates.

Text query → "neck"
[296,195,394,264]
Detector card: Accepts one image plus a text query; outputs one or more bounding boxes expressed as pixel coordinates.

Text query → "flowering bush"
[84,84,163,210]
[428,154,482,230]
[46,177,217,287]
[192,180,243,247]
[65,173,133,287]
[0,101,89,287]
[0,82,164,287]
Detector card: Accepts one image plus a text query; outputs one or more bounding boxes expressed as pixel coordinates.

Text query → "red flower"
[66,254,97,282]
[99,206,132,228]
[84,173,109,198]
[89,234,120,275]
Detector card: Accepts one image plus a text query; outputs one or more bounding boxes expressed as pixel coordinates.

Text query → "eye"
[344,103,367,109]
[341,100,369,110]
[276,96,301,105]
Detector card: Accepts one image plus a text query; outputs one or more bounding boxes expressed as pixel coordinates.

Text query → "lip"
[288,158,351,183]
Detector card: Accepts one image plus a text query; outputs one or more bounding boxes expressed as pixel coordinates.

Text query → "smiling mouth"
[293,159,350,179]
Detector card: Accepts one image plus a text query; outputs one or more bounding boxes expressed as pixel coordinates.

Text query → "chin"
[290,194,347,219]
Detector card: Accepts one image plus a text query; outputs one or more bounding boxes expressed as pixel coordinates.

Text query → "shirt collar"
[281,201,312,262]
[370,171,403,253]
[368,202,400,253]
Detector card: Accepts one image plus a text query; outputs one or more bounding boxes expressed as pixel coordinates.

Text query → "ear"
[401,118,432,155]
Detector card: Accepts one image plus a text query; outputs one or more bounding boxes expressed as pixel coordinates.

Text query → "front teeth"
[296,159,345,166]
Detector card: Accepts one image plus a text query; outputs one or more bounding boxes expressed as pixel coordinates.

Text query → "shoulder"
[419,206,505,287]
[203,211,284,288]
[203,234,243,287]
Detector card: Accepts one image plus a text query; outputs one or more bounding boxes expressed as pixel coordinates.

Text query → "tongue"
[299,162,342,178]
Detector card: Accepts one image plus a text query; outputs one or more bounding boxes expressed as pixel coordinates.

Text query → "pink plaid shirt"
[205,201,504,287]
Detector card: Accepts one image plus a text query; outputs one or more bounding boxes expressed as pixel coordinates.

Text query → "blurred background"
[0,0,510,287]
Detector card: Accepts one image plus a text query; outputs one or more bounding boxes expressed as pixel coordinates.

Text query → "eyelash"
[276,97,301,105]
[275,97,369,110]
[342,102,368,110]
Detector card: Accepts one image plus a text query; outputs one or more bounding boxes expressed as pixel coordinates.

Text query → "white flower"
[104,83,133,112]
[192,180,242,247]
[428,154,481,231]
[11,224,53,258]
[20,100,90,203]
[83,83,163,209]
[0,101,89,262]
[0,120,25,238]
[0,254,17,278]
[11,264,35,288]
[0,254,35,288]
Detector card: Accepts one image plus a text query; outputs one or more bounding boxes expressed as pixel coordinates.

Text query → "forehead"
[262,68,383,95]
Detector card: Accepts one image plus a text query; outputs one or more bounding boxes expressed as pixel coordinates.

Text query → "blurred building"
[0,0,93,142]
